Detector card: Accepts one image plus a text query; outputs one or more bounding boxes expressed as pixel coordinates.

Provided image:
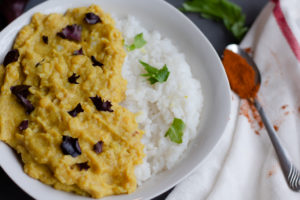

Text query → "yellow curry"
[0,5,144,198]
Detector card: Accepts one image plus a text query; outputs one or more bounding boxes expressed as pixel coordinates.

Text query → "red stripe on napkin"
[272,0,300,62]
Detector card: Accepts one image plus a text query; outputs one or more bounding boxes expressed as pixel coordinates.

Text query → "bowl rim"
[0,0,232,199]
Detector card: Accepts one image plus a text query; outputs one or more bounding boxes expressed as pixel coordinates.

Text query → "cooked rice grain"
[115,16,203,184]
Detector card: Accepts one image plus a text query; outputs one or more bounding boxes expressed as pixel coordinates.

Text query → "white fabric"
[280,0,300,43]
[167,1,300,200]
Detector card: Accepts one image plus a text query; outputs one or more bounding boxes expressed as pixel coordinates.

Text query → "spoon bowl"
[225,44,261,86]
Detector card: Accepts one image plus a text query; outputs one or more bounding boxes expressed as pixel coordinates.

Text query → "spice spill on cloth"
[239,100,263,135]
[281,105,288,110]
[264,80,269,87]
[268,170,273,177]
[244,47,252,54]
[271,104,292,132]
[267,165,277,177]
[249,102,263,129]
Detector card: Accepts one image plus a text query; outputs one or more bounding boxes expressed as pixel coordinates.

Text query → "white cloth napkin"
[167,0,300,199]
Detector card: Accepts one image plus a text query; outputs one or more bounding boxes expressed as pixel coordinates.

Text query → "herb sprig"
[139,60,170,84]
[181,0,248,41]
[165,118,185,144]
[126,33,147,51]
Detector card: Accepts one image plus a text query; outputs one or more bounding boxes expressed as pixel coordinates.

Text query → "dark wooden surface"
[0,0,268,199]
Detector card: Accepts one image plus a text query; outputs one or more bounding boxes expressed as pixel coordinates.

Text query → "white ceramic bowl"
[0,0,231,199]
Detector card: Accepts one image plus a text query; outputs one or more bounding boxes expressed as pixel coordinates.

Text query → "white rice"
[115,16,203,184]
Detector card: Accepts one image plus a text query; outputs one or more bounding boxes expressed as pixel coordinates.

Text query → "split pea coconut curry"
[0,5,145,198]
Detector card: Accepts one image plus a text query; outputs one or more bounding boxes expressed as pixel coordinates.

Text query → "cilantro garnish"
[139,60,170,84]
[126,33,147,51]
[165,118,185,144]
[181,0,248,41]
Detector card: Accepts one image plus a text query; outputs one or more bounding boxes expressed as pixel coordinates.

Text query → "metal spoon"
[226,44,300,191]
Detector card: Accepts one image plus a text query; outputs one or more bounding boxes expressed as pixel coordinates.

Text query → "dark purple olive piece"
[42,35,48,44]
[61,135,81,157]
[57,24,82,42]
[68,103,84,117]
[10,85,35,114]
[18,120,28,131]
[35,59,45,67]
[84,12,102,24]
[91,56,103,67]
[93,141,103,154]
[77,162,90,171]
[19,95,34,114]
[73,48,83,55]
[90,95,113,112]
[3,49,19,66]
[10,85,30,97]
[0,0,29,24]
[68,73,80,84]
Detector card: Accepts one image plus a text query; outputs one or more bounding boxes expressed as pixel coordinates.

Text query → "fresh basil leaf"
[181,0,248,41]
[140,61,159,74]
[156,65,169,83]
[139,60,170,84]
[126,33,147,51]
[165,118,185,144]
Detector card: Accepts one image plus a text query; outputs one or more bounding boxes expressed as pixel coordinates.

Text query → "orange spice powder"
[222,49,260,99]
[239,100,263,135]
[249,102,263,129]
[244,47,252,54]
[281,105,288,110]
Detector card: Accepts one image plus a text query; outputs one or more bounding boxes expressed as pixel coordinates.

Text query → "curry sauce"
[0,5,144,198]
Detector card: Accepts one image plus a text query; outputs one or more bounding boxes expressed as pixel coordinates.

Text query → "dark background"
[0,0,268,199]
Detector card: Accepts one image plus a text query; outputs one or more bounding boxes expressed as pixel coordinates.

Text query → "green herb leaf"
[181,0,248,41]
[126,33,147,51]
[165,118,185,144]
[139,60,170,84]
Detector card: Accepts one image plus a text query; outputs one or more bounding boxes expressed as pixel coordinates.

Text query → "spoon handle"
[253,98,300,191]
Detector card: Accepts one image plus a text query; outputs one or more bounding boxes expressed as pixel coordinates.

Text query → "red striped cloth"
[272,0,300,61]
